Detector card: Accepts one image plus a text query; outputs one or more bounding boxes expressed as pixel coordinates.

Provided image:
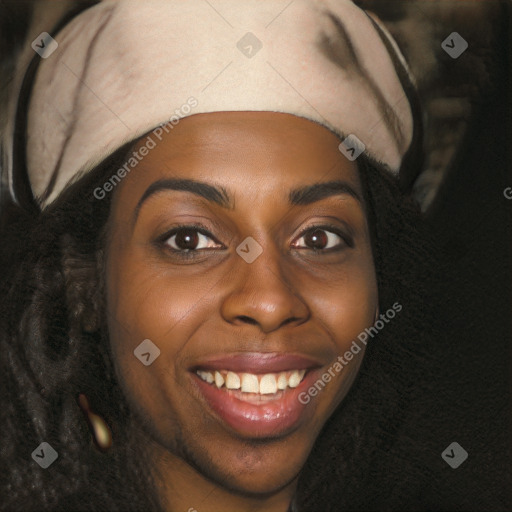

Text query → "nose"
[220,243,310,333]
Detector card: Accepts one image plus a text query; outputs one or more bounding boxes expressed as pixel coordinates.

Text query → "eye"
[163,227,222,252]
[292,227,349,251]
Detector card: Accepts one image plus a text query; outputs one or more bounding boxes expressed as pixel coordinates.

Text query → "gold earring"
[77,393,112,452]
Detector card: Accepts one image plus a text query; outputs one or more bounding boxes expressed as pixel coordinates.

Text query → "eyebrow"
[288,181,362,205]
[134,177,361,222]
[134,178,232,220]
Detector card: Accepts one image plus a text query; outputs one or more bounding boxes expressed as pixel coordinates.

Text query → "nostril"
[237,315,258,325]
[281,317,300,327]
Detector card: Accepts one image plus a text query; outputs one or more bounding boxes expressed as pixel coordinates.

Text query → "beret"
[16,0,414,208]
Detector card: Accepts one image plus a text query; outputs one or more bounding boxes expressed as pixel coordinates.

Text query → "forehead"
[115,111,362,207]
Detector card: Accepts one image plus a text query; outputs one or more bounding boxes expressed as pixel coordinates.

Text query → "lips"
[194,352,321,374]
[189,352,324,438]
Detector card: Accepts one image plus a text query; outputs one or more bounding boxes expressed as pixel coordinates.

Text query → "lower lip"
[192,370,320,438]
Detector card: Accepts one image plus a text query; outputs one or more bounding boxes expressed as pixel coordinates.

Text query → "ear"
[60,234,104,334]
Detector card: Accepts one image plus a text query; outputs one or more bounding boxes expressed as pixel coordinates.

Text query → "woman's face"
[105,111,378,495]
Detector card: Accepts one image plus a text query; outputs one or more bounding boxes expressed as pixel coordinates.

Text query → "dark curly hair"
[0,145,441,511]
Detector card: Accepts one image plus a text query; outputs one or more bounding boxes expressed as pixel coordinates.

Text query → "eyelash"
[156,224,225,259]
[293,224,354,252]
[156,223,353,258]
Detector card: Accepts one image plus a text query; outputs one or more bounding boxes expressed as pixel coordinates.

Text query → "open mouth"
[190,353,323,438]
[196,369,307,399]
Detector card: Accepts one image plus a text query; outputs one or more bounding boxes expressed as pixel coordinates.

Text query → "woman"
[0,1,444,510]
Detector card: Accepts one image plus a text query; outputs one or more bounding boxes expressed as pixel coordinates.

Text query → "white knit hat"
[16,0,414,208]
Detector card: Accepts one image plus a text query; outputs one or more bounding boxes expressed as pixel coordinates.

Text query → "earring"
[77,393,112,452]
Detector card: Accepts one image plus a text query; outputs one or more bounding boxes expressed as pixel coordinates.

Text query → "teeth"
[198,370,214,384]
[259,374,277,394]
[225,371,241,390]
[196,369,308,394]
[288,370,301,388]
[241,373,259,393]
[277,373,288,390]
[289,369,306,388]
[214,371,224,388]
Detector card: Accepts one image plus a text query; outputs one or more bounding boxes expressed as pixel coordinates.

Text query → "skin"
[104,111,379,512]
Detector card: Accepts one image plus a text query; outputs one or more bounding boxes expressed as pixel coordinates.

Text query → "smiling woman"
[0,115,436,511]
[0,1,453,511]
[106,112,379,503]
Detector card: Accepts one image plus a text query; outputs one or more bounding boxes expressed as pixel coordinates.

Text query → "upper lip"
[191,352,323,374]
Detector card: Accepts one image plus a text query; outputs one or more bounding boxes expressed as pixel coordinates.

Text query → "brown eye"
[304,229,328,250]
[174,229,199,250]
[293,227,347,251]
[164,228,221,252]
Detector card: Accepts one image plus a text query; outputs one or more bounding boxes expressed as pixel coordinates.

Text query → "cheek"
[322,274,377,339]
[105,244,231,386]
[106,250,212,347]
[305,257,378,346]
[105,250,219,437]
[304,259,377,411]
